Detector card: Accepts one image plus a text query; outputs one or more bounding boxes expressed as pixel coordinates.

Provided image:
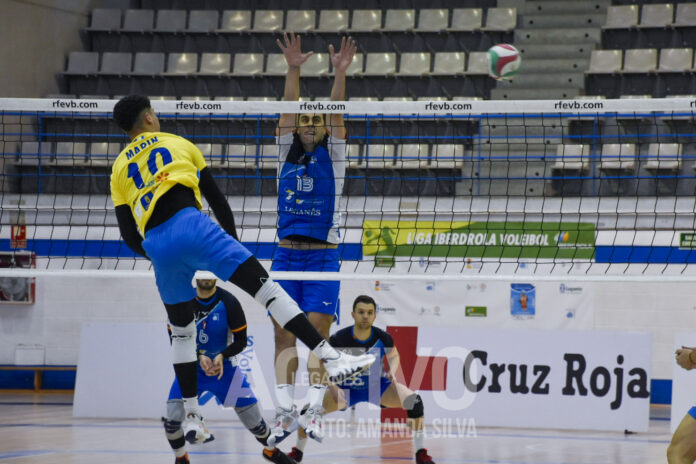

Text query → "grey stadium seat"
[350,10,382,32]
[604,5,639,29]
[346,53,364,76]
[484,7,517,31]
[199,53,231,74]
[384,9,415,31]
[286,10,316,31]
[89,9,121,30]
[658,48,693,72]
[553,144,590,171]
[398,53,431,76]
[100,52,132,74]
[622,49,658,73]
[122,9,154,32]
[253,10,283,32]
[363,144,395,169]
[432,52,465,75]
[364,53,397,76]
[588,50,623,73]
[302,53,330,76]
[166,53,198,74]
[646,143,682,171]
[450,8,482,31]
[396,144,428,169]
[430,144,465,169]
[417,9,449,32]
[133,52,165,75]
[466,52,489,74]
[600,144,636,171]
[640,4,674,28]
[156,10,187,32]
[65,52,99,74]
[188,10,219,32]
[675,3,696,27]
[219,10,252,32]
[224,144,257,169]
[264,54,287,75]
[233,53,264,75]
[317,10,349,32]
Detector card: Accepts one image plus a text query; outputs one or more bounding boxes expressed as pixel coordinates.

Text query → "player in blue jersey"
[668,345,696,463]
[163,279,295,464]
[269,32,355,446]
[286,295,436,464]
[111,95,375,445]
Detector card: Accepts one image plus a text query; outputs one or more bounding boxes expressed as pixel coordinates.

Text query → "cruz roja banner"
[362,220,596,265]
[75,323,650,433]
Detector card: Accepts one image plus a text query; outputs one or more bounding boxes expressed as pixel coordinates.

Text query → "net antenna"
[2,97,696,281]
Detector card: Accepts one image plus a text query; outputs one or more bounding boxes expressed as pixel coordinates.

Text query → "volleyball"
[487,44,521,80]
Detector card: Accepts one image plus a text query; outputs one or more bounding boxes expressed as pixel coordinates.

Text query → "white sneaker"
[323,351,376,384]
[182,412,213,445]
[266,406,299,447]
[298,406,325,443]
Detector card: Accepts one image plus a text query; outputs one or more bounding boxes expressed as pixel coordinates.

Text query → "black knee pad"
[404,394,424,419]
[162,417,182,434]
[165,300,195,327]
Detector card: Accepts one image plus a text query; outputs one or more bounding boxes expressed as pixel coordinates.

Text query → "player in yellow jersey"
[110,95,375,446]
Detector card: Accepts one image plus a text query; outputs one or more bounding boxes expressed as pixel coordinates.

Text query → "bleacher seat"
[233,53,264,75]
[622,49,658,73]
[214,96,244,101]
[396,144,428,169]
[363,144,395,169]
[640,4,673,28]
[484,7,517,31]
[199,53,230,75]
[417,9,448,32]
[604,5,639,29]
[317,10,349,32]
[19,141,51,166]
[89,9,121,31]
[384,97,414,101]
[55,142,87,166]
[346,53,364,76]
[286,10,315,31]
[350,10,382,32]
[449,8,483,31]
[432,52,466,75]
[133,52,165,75]
[466,52,489,74]
[224,144,257,169]
[588,50,622,73]
[122,9,154,32]
[259,144,278,169]
[188,10,219,32]
[675,3,696,26]
[347,144,362,169]
[166,53,198,74]
[264,54,287,75]
[600,144,636,171]
[156,10,187,33]
[247,96,276,101]
[65,52,99,75]
[100,52,132,75]
[219,10,251,32]
[658,48,693,72]
[302,53,330,77]
[88,142,120,166]
[253,10,283,32]
[646,143,682,171]
[384,9,415,31]
[431,144,465,169]
[398,53,431,76]
[364,53,397,76]
[553,144,590,171]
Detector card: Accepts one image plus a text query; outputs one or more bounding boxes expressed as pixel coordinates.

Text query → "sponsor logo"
[510,283,535,319]
[374,281,394,292]
[420,306,441,316]
[377,305,396,314]
[465,306,487,317]
[559,283,583,294]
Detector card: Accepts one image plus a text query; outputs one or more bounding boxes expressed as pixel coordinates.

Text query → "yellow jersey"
[110,132,207,234]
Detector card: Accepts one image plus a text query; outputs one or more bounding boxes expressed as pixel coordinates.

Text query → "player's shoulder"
[330,326,354,344]
[372,326,393,343]
[216,287,240,305]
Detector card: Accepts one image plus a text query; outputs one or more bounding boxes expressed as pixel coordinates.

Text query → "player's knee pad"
[169,321,197,364]
[404,393,424,419]
[165,300,195,327]
[234,402,265,433]
[162,399,185,436]
[254,279,302,327]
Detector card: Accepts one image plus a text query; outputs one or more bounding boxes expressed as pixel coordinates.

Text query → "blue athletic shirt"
[194,288,246,365]
[330,325,394,390]
[276,132,346,244]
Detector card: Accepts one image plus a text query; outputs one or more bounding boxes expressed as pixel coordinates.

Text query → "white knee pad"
[254,279,302,327]
[169,320,197,364]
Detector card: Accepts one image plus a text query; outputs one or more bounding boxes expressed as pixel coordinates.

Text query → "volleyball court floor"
[0,393,671,464]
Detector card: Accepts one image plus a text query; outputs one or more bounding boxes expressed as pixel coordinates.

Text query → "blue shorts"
[271,247,340,318]
[168,362,258,408]
[344,377,392,408]
[689,407,696,419]
[142,207,252,304]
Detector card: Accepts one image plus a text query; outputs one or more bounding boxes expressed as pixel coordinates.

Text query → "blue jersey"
[276,132,345,244]
[330,326,394,390]
[194,288,246,362]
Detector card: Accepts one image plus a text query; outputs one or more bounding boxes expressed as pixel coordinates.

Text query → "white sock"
[312,339,340,361]
[296,435,308,452]
[413,429,425,451]
[183,397,200,415]
[276,384,295,410]
[174,448,187,458]
[307,384,327,409]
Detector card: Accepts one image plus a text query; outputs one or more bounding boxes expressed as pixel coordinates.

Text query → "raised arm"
[277,32,313,135]
[328,36,357,140]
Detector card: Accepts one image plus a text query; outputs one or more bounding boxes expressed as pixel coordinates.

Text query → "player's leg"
[270,315,300,445]
[162,399,190,464]
[381,381,435,464]
[667,408,696,463]
[291,384,345,462]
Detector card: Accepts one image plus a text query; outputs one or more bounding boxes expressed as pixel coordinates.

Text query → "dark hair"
[352,295,376,312]
[113,95,152,132]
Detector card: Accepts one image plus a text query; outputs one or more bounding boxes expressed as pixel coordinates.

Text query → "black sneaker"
[262,447,297,464]
[416,448,435,464]
[288,446,304,463]
[175,453,190,464]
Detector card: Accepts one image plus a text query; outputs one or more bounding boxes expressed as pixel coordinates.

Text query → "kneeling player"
[287,295,435,464]
[162,279,295,464]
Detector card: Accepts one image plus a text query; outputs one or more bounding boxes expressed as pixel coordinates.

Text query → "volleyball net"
[1,97,696,279]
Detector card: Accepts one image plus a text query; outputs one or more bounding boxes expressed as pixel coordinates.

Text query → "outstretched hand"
[329,36,357,73]
[277,32,313,68]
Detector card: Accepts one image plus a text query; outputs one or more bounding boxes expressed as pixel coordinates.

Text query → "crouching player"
[163,279,295,463]
[286,295,435,464]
